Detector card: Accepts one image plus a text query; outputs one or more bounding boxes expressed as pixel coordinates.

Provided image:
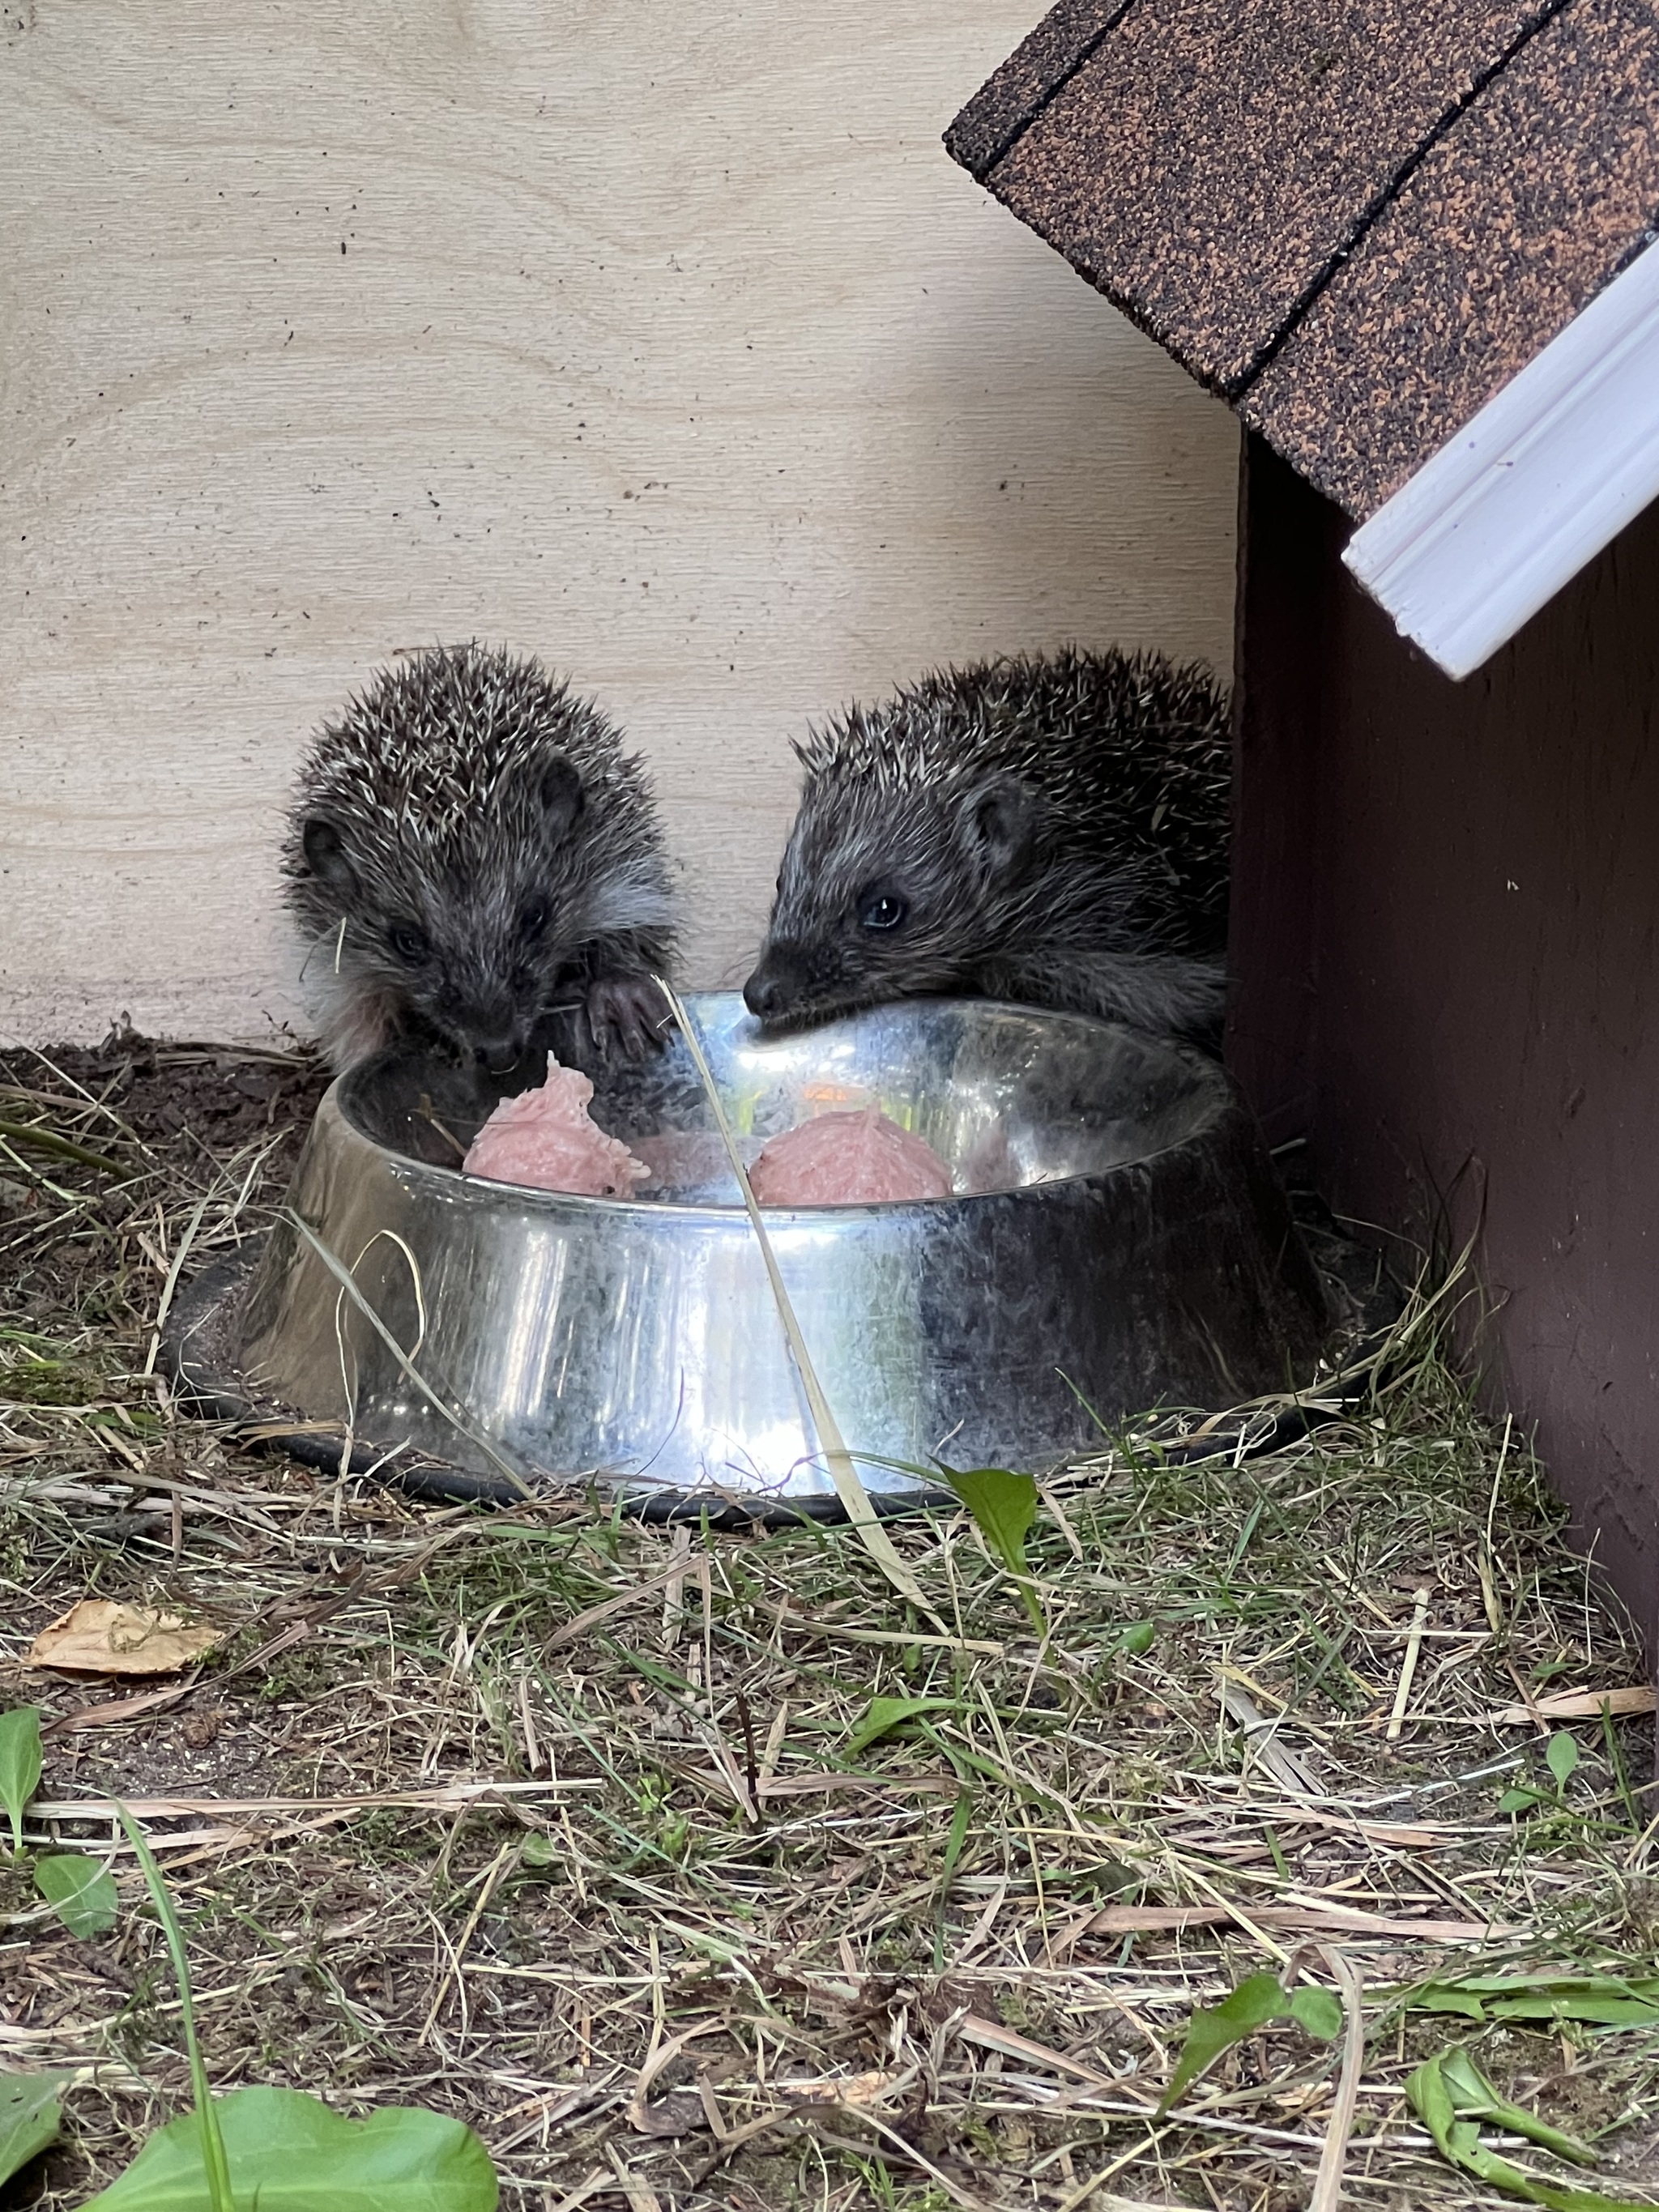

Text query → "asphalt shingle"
[948,0,1659,515]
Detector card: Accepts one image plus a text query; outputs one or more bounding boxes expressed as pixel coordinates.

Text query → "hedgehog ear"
[301,818,358,897]
[539,757,586,841]
[962,774,1043,877]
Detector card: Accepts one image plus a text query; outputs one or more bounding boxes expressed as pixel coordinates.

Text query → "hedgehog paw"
[586,973,669,1061]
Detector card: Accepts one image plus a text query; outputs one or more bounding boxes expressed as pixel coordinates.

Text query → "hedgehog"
[743,646,1230,1045]
[284,643,677,1074]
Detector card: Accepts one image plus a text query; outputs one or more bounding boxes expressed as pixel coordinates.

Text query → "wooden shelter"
[949,0,1659,1656]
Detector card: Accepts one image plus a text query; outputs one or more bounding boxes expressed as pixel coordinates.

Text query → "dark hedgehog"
[743,646,1232,1045]
[284,643,677,1074]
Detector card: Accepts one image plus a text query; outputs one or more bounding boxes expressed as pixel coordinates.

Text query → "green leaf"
[1413,1984,1491,2020]
[946,1467,1046,1632]
[0,2071,64,2188]
[932,1789,975,1974]
[1406,1973,1659,2031]
[844,1695,958,1758]
[36,1851,119,1937]
[946,1467,1038,1575]
[1115,1621,1157,1656]
[1157,1971,1287,2116]
[1546,1731,1580,1791]
[1437,2048,1596,2164]
[1289,1986,1345,2039]
[1407,2047,1651,2212]
[1158,1972,1344,2116]
[0,1706,43,1855]
[79,2084,499,2210]
[1489,1993,1659,2028]
[1409,2048,1460,2154]
[1499,1787,1544,1813]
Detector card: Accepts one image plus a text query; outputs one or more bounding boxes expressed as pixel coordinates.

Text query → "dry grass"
[2,1033,1657,2212]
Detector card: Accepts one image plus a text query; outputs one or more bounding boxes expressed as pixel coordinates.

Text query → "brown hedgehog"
[284,643,677,1073]
[744,647,1230,1046]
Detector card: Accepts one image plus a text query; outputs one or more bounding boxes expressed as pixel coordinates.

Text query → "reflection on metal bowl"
[199,994,1330,1511]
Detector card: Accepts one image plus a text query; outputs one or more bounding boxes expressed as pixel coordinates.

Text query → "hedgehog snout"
[437,985,535,1075]
[744,944,815,1025]
[475,1035,529,1076]
[456,1002,535,1075]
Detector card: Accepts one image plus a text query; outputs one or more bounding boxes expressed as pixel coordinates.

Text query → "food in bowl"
[464,1059,953,1205]
[748,1104,952,1204]
[463,1055,650,1196]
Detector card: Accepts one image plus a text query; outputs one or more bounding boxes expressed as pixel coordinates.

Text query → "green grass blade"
[0,1119,128,1176]
[113,1801,237,2212]
[845,1694,958,1757]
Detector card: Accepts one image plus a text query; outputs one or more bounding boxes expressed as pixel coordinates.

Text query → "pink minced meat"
[463,1055,650,1197]
[749,1105,953,1205]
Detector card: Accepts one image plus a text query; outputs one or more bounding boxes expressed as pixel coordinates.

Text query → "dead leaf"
[27,1600,224,1677]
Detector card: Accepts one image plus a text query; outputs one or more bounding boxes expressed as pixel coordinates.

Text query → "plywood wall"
[0,0,1239,1046]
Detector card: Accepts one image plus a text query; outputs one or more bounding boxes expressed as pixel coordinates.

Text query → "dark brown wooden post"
[1228,432,1659,1671]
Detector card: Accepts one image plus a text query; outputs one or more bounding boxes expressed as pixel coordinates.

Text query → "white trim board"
[1343,235,1659,681]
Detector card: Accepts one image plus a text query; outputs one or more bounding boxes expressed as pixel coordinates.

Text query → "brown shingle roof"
[947,0,1659,519]
[1241,0,1659,512]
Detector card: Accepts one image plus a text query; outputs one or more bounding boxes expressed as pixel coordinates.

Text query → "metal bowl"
[198,994,1329,1511]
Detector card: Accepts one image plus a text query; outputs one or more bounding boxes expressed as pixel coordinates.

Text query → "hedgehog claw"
[586,974,665,1062]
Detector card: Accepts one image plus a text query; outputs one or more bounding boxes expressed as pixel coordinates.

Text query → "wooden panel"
[1231,433,1659,1660]
[0,0,1238,1046]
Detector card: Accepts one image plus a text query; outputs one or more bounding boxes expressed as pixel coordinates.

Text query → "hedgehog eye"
[389,924,431,967]
[859,890,908,932]
[518,898,551,944]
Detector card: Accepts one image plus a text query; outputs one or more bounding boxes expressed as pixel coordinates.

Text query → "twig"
[605,2140,663,2212]
[543,2167,612,2212]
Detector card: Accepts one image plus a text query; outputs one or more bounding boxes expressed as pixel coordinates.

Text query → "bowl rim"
[332,993,1239,1224]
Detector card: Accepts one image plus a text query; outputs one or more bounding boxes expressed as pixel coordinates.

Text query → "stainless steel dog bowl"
[194,994,1329,1510]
